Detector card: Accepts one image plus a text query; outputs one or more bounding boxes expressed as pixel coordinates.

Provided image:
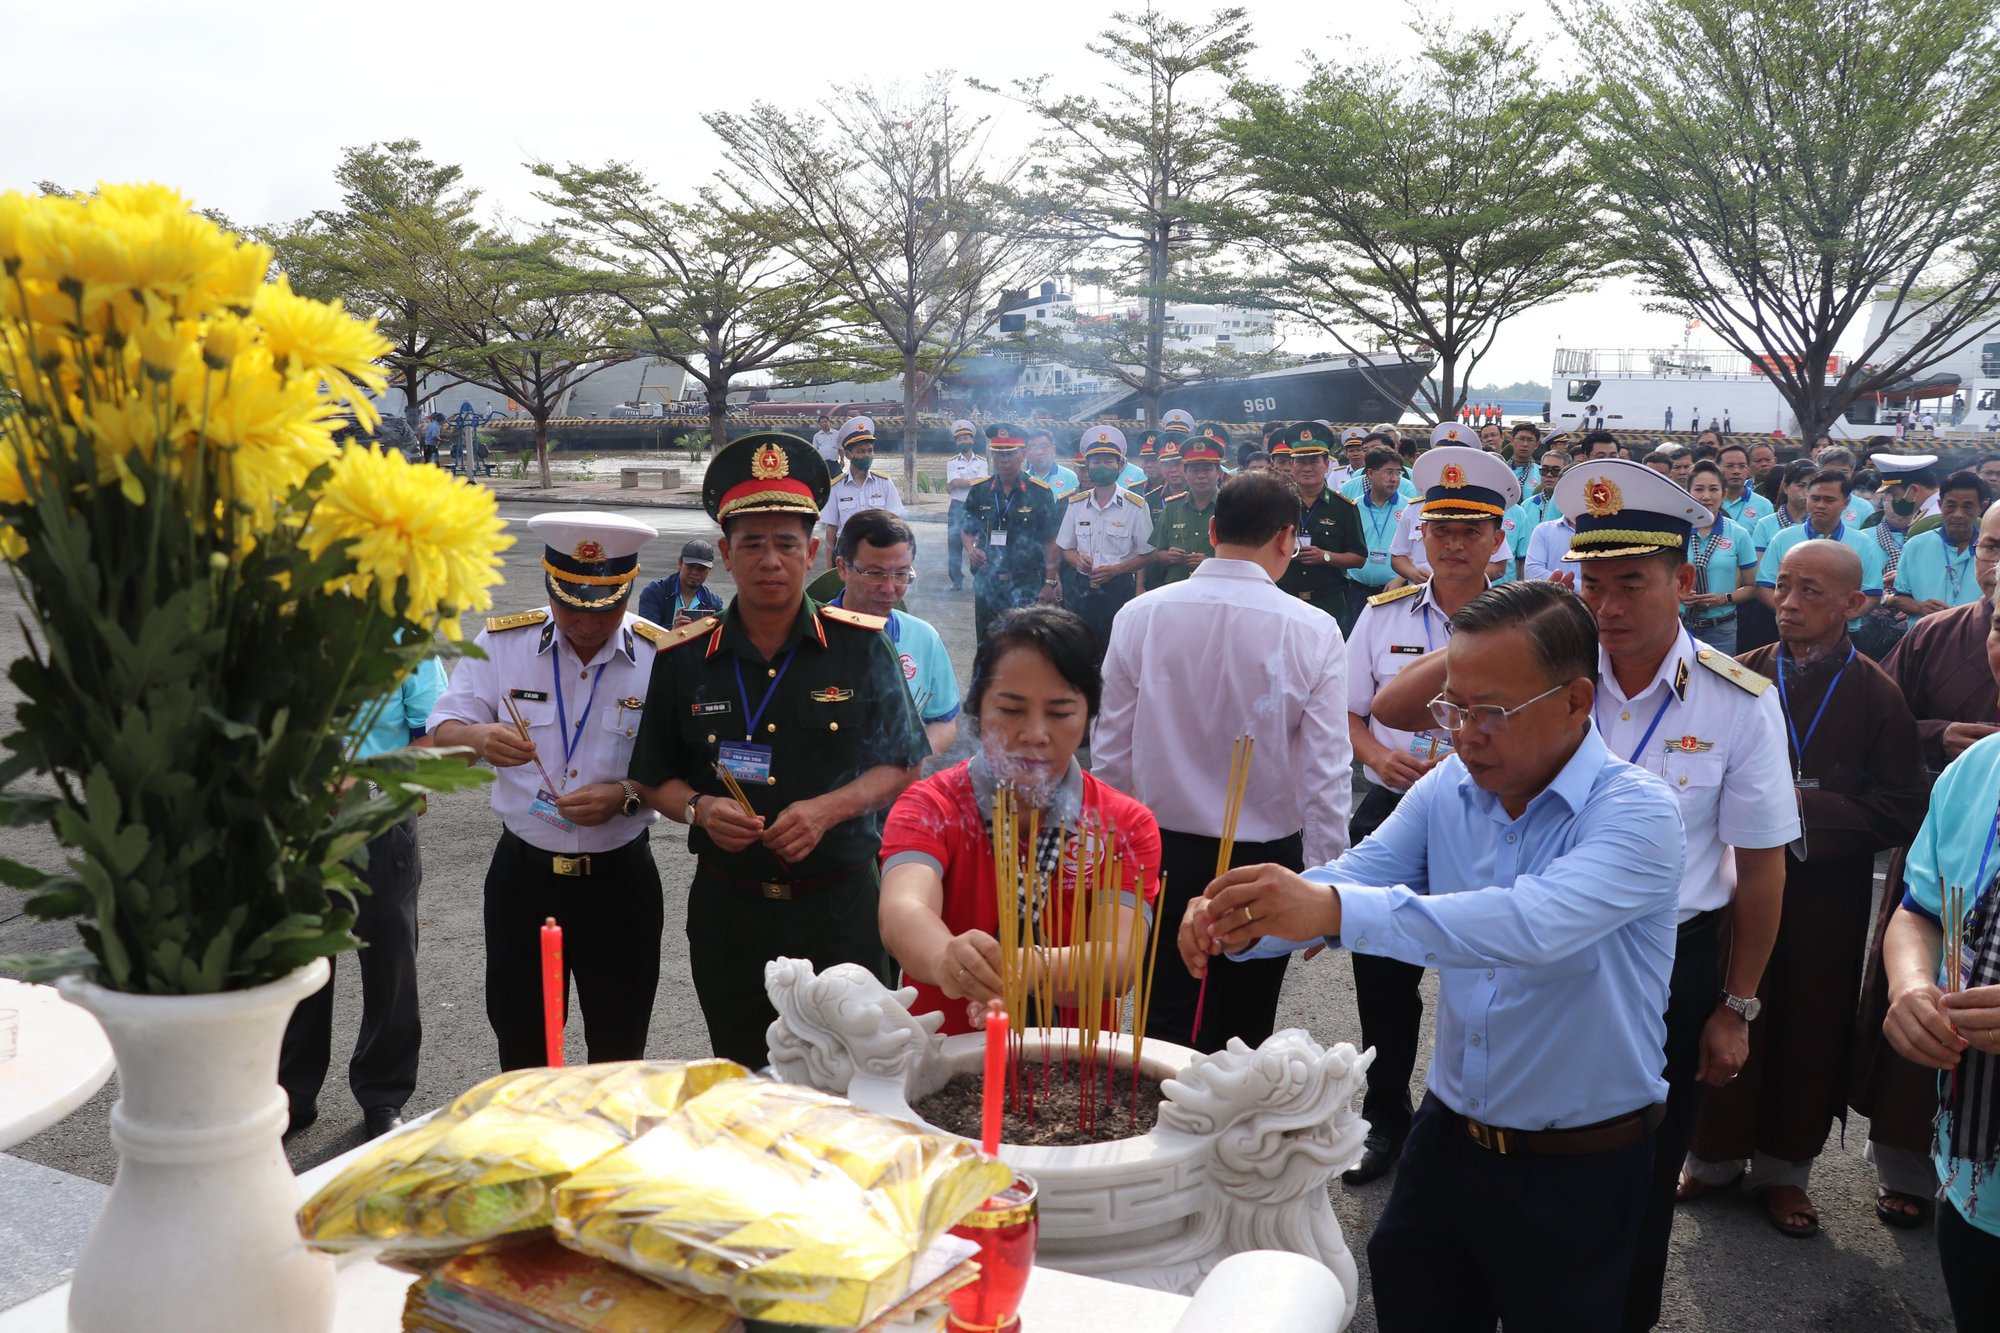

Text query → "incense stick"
[500,695,563,795]
[1192,736,1254,1047]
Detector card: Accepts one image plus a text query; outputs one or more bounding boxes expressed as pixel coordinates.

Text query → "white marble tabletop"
[0,980,114,1154]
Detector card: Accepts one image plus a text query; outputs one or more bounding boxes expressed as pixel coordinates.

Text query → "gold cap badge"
[1440,463,1466,488]
[572,540,605,562]
[751,442,790,480]
[1583,476,1623,516]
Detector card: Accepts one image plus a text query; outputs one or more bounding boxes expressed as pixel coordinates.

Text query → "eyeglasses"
[1427,681,1569,735]
[850,565,915,585]
[1976,539,2000,562]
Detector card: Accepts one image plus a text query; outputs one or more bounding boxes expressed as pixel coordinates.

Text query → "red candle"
[981,1003,1008,1156]
[541,917,564,1068]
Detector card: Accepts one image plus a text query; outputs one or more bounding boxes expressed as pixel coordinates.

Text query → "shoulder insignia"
[485,609,550,633]
[821,605,889,631]
[638,616,717,652]
[1333,491,1359,506]
[1696,648,1772,696]
[1121,488,1148,507]
[1027,475,1051,490]
[1367,584,1423,607]
[1067,488,1092,503]
[1165,491,1188,502]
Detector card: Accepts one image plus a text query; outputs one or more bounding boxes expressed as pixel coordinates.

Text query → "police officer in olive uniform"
[1150,429,1225,588]
[1277,421,1369,633]
[962,423,1063,643]
[627,433,928,1068]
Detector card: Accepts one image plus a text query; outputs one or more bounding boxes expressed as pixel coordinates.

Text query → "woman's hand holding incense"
[1941,985,2000,1054]
[699,797,764,852]
[1886,979,1965,1068]
[937,930,1004,1003]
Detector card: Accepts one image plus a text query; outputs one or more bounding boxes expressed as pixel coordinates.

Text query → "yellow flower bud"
[203,318,243,371]
[135,320,179,384]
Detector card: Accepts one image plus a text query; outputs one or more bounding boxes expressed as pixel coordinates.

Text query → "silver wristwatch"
[1719,991,1762,1022]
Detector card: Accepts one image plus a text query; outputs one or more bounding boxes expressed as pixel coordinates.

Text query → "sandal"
[1762,1184,1820,1238]
[1675,1164,1741,1202]
[1875,1188,1930,1229]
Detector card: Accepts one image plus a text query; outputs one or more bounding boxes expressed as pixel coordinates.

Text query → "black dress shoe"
[283,1104,317,1140]
[1342,1133,1403,1186]
[362,1107,406,1140]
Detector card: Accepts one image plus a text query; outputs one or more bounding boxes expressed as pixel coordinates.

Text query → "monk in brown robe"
[1850,500,2000,1225]
[1680,541,1927,1236]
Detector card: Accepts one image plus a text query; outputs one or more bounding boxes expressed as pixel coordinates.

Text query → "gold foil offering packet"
[300,1059,748,1256]
[554,1081,1010,1328]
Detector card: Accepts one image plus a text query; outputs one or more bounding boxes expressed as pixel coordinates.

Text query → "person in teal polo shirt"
[1346,444,1410,598]
[1881,720,2000,1325]
[1757,468,1884,633]
[1893,471,1989,617]
[1718,441,1774,527]
[1339,428,1422,503]
[1683,461,1759,655]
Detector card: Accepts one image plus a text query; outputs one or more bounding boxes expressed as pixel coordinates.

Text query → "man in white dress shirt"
[810,412,842,475]
[1339,445,1519,1185]
[1094,469,1351,1052]
[430,512,670,1070]
[943,419,989,591]
[819,415,905,570]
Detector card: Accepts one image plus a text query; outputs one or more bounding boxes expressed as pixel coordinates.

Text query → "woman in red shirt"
[880,607,1162,1036]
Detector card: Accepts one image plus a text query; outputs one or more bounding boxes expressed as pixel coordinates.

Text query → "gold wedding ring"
[1243,906,1255,925]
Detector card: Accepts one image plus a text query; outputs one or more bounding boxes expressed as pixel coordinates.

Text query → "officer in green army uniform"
[1149,428,1225,587]
[1278,419,1369,634]
[1135,430,1169,516]
[961,423,1063,643]
[628,432,929,1067]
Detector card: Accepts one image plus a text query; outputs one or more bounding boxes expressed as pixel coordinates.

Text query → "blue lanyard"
[1362,493,1397,546]
[1420,605,1437,654]
[1775,644,1853,778]
[733,646,798,742]
[1626,692,1675,765]
[1945,542,1972,600]
[551,654,608,780]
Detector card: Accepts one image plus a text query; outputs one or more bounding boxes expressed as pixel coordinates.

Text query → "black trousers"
[1144,828,1300,1054]
[281,817,422,1117]
[484,828,663,1072]
[1622,909,1720,1332]
[1939,1197,2000,1330]
[1062,570,1137,667]
[1350,784,1424,1143]
[687,863,885,1068]
[1369,1094,1655,1332]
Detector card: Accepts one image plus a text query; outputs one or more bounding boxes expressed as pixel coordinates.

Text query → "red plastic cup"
[947,1173,1038,1333]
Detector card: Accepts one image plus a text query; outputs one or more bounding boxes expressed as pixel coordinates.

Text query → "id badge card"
[1410,730,1454,759]
[530,787,576,833]
[1368,550,1389,564]
[990,530,1009,548]
[1297,532,1315,549]
[719,741,774,786]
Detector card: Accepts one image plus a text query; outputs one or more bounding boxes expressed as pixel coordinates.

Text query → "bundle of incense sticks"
[986,783,1163,1137]
[500,695,562,795]
[715,762,788,870]
[1944,875,1966,1103]
[1191,735,1254,1046]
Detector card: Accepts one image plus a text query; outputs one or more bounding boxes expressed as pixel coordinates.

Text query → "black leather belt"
[1679,907,1721,937]
[698,858,869,901]
[503,828,644,877]
[1452,1103,1665,1157]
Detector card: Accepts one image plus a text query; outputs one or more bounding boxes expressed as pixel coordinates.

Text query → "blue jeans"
[1684,613,1736,657]
[947,501,969,586]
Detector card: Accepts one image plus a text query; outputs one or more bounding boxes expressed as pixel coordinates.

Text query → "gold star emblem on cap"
[572,540,605,562]
[1583,476,1623,516]
[751,443,789,480]
[1440,463,1466,488]
[1445,427,1461,442]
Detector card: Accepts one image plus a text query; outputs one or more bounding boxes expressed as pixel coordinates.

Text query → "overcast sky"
[2,0,1744,390]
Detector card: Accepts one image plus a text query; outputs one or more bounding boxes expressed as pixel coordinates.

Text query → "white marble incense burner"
[764,959,1374,1328]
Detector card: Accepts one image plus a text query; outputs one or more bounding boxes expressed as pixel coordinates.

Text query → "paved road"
[0,499,1955,1329]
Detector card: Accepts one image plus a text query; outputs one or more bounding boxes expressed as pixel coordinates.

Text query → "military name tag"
[1389,645,1424,655]
[691,700,732,717]
[509,688,550,702]
[990,531,1009,547]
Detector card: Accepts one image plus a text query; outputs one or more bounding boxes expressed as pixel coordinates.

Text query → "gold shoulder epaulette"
[1165,491,1189,503]
[1367,584,1423,607]
[485,608,550,633]
[637,616,717,651]
[1027,476,1051,490]
[1121,488,1148,507]
[1696,648,1772,696]
[820,605,888,631]
[1067,488,1092,503]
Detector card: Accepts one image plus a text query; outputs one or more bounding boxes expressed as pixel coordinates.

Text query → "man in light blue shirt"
[1758,469,1885,631]
[1182,581,1683,1332]
[1025,431,1078,498]
[831,509,962,754]
[1892,472,1988,616]
[281,651,447,1141]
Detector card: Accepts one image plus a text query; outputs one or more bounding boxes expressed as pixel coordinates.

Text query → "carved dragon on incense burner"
[764,958,950,1100]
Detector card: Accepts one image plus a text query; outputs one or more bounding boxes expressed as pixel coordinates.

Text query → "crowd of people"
[291,412,2000,1331]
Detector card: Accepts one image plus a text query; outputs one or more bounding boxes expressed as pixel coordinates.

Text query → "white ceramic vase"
[57,959,336,1333]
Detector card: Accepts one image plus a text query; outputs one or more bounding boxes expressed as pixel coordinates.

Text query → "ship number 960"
[1243,396,1276,414]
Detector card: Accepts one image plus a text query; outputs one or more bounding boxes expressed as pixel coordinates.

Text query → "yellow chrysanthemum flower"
[252,276,389,427]
[303,445,511,638]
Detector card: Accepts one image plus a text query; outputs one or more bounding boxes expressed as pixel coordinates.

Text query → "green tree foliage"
[974,8,1261,423]
[400,226,637,489]
[262,141,480,429]
[1562,0,2000,439]
[531,161,873,456]
[1224,17,1605,424]
[709,74,1064,484]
